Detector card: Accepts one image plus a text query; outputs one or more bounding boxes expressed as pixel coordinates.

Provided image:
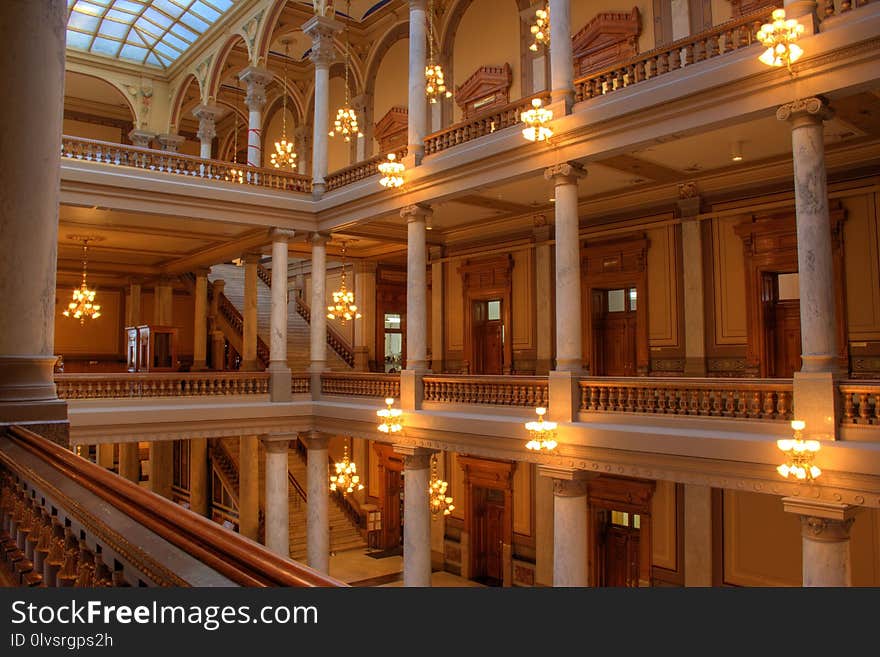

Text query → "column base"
[0,398,68,425]
[550,90,574,116]
[0,355,60,403]
[268,366,292,402]
[312,181,326,199]
[793,370,838,440]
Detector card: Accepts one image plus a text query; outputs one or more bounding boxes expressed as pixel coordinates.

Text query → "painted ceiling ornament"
[314,0,336,17]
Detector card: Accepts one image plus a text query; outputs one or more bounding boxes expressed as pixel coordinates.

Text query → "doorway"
[383,312,403,373]
[372,443,404,550]
[471,299,504,375]
[762,272,802,378]
[592,287,638,376]
[472,487,505,585]
[596,509,642,587]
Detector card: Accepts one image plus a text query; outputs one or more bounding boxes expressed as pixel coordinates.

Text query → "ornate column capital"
[128,129,156,148]
[238,66,273,112]
[310,232,331,246]
[544,161,586,185]
[783,498,858,541]
[393,444,435,469]
[193,103,221,141]
[800,515,855,542]
[400,203,433,222]
[300,430,329,450]
[272,228,296,243]
[776,96,833,124]
[302,15,342,69]
[409,0,427,9]
[552,479,589,497]
[261,435,292,453]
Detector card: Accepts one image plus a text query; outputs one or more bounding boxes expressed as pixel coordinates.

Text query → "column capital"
[243,252,262,265]
[676,181,702,218]
[544,161,586,184]
[193,104,220,141]
[261,435,291,453]
[783,498,858,542]
[302,15,342,68]
[310,232,331,246]
[538,465,596,498]
[157,133,185,153]
[128,129,156,148]
[192,103,221,121]
[272,228,296,243]
[776,96,833,124]
[401,203,433,222]
[238,66,273,111]
[300,430,329,450]
[393,445,435,469]
[409,0,427,9]
[126,276,144,286]
[428,245,444,261]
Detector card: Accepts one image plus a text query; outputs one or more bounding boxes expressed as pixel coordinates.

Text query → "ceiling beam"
[161,228,272,274]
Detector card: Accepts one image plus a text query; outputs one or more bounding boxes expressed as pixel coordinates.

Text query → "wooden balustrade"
[1,426,343,586]
[424,92,552,156]
[422,375,549,407]
[325,147,408,191]
[61,135,312,194]
[578,377,793,420]
[292,373,311,394]
[840,381,880,425]
[321,373,400,398]
[822,0,873,18]
[55,372,270,399]
[574,7,776,103]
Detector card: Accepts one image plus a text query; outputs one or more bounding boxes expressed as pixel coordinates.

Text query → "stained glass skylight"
[66,0,235,69]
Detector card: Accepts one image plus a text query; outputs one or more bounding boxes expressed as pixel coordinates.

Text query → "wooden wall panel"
[711,216,748,345]
[54,288,123,356]
[445,258,464,352]
[368,440,381,499]
[852,508,880,586]
[651,479,677,569]
[511,249,534,351]
[513,461,532,537]
[843,193,880,341]
[646,225,680,347]
[449,452,465,520]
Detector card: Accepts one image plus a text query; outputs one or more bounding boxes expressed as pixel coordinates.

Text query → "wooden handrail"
[61,135,312,194]
[216,290,271,368]
[6,426,344,587]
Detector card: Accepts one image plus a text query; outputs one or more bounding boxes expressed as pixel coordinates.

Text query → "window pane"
[607,289,626,313]
[487,300,501,321]
[633,514,641,529]
[611,510,629,527]
[629,287,637,311]
[384,313,401,330]
[778,273,799,300]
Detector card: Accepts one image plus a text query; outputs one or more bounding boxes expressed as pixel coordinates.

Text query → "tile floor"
[329,547,485,587]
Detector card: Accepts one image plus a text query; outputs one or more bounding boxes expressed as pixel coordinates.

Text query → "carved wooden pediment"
[454,64,512,119]
[572,8,641,77]
[728,0,779,17]
[581,233,648,276]
[459,254,513,291]
[373,106,408,154]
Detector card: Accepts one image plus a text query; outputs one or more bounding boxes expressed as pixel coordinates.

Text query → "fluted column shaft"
[407,0,428,165]
[263,438,290,557]
[400,449,433,586]
[402,205,432,372]
[241,253,260,371]
[548,0,574,112]
[304,432,330,574]
[192,267,210,370]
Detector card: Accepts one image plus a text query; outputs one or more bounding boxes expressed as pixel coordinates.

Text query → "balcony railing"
[325,147,408,191]
[579,377,793,421]
[321,372,400,398]
[574,6,776,103]
[424,92,551,157]
[61,136,312,194]
[840,381,880,425]
[423,375,549,407]
[55,372,270,399]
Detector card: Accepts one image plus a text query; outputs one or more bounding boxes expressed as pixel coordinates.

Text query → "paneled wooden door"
[472,299,504,375]
[473,487,505,585]
[592,288,637,376]
[380,468,402,549]
[597,509,641,587]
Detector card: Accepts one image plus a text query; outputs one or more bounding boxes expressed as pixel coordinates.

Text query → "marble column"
[0,0,68,427]
[396,446,434,587]
[678,186,707,376]
[683,484,712,586]
[154,277,174,326]
[241,253,261,372]
[783,498,857,587]
[118,443,141,483]
[354,261,377,372]
[545,162,585,373]
[149,441,172,499]
[402,204,432,372]
[126,279,142,327]
[429,247,445,373]
[309,234,329,388]
[539,465,591,587]
[269,230,294,401]
[157,133,185,153]
[303,432,329,574]
[262,436,290,557]
[778,97,838,438]
[189,437,209,517]
[548,0,574,113]
[533,217,554,375]
[191,267,210,371]
[303,15,342,197]
[238,66,272,168]
[407,0,428,166]
[238,435,260,541]
[193,104,220,160]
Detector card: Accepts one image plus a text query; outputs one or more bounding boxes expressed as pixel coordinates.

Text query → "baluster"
[859,393,871,424]
[684,43,695,66]
[749,391,761,418]
[762,391,776,419]
[625,386,636,412]
[598,386,608,411]
[57,528,80,586]
[824,0,836,16]
[634,386,645,413]
[634,61,646,83]
[677,389,688,415]
[725,390,736,417]
[74,541,96,587]
[777,390,791,420]
[589,386,599,410]
[707,34,719,58]
[841,0,851,11]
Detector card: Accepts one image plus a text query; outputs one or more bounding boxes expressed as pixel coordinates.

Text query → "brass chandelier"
[63,236,102,325]
[378,153,405,188]
[326,241,361,323]
[756,8,804,72]
[425,0,451,104]
[329,442,364,495]
[270,39,298,170]
[521,97,553,142]
[528,4,550,52]
[428,453,454,519]
[525,406,558,452]
[377,397,403,434]
[777,420,822,481]
[329,1,362,142]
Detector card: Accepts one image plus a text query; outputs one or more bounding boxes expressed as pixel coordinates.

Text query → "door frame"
[458,455,515,585]
[372,443,404,549]
[459,255,513,374]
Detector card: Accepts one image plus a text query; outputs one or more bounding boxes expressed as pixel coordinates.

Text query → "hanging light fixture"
[756,8,805,72]
[777,420,822,481]
[227,81,244,184]
[377,397,403,434]
[528,4,550,52]
[327,240,361,323]
[428,453,454,519]
[63,236,102,325]
[270,39,298,170]
[329,441,364,495]
[525,406,558,452]
[521,97,553,142]
[378,153,405,188]
[329,1,363,143]
[425,0,451,104]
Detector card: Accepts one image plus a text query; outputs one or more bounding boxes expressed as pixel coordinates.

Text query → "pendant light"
[270,38,298,169]
[425,0,451,104]
[329,0,362,142]
[63,236,102,325]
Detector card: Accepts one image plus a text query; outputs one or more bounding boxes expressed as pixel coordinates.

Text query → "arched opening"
[63,71,136,144]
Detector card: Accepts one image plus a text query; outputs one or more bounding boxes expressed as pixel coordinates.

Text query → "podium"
[126,325,178,372]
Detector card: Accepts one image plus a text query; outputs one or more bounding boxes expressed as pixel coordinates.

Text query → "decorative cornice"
[776,96,833,123]
[544,161,586,184]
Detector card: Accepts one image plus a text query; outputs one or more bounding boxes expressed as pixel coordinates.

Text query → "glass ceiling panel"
[66,0,234,70]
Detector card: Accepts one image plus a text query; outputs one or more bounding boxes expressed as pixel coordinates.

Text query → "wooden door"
[381,469,402,549]
[485,502,504,581]
[472,300,503,375]
[473,487,505,585]
[774,300,802,378]
[597,509,641,587]
[593,289,637,376]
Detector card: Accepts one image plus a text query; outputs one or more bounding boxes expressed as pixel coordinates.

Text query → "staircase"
[210,264,350,372]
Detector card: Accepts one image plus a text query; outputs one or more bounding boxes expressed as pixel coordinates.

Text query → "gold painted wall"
[54,288,124,356]
[372,38,409,152]
[843,192,880,340]
[327,75,352,174]
[62,118,125,143]
[452,0,521,124]
[445,257,464,355]
[646,225,680,347]
[571,0,656,55]
[652,480,677,570]
[710,216,747,345]
[513,461,532,537]
[711,0,732,24]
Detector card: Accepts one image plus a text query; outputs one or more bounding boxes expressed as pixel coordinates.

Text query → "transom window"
[66,0,234,69]
[607,287,637,313]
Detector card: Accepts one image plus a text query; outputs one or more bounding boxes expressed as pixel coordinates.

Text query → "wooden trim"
[711,487,725,586]
[651,482,685,586]
[459,255,514,375]
[454,64,513,120]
